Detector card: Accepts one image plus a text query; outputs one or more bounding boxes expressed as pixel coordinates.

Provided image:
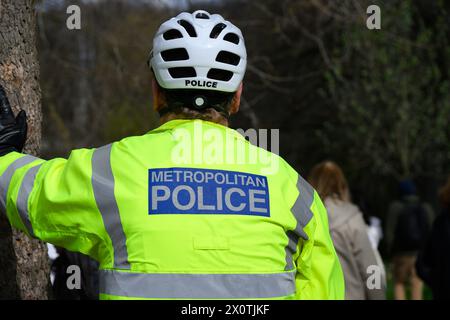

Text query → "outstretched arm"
[0,84,107,262]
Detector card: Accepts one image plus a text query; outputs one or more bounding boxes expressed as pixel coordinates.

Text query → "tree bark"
[0,0,50,300]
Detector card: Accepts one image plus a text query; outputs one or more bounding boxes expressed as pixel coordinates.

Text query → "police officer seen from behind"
[0,11,344,300]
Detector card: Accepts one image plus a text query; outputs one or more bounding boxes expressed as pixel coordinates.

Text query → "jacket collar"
[147,119,245,141]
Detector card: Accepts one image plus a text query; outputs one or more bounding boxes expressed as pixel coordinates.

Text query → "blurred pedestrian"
[352,189,387,282]
[385,180,434,300]
[309,161,386,300]
[416,176,450,299]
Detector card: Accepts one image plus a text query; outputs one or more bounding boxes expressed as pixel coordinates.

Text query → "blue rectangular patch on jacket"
[148,168,270,217]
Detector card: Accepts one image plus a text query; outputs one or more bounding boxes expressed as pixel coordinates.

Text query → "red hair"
[308,161,350,202]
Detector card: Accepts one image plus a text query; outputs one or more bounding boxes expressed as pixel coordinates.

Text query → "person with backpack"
[385,180,434,300]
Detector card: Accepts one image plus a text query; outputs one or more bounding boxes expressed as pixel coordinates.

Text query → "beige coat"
[324,198,386,300]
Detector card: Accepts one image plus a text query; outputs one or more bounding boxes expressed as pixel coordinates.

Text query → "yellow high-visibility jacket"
[0,119,344,299]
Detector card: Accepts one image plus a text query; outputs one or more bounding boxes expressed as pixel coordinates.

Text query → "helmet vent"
[195,12,210,19]
[207,68,234,82]
[216,51,240,66]
[210,23,227,39]
[177,20,197,37]
[168,67,197,79]
[163,29,183,40]
[223,33,240,45]
[161,48,189,62]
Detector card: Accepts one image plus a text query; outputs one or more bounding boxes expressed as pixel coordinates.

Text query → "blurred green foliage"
[324,0,450,183]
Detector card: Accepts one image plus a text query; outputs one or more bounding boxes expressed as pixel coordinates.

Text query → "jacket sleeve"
[296,191,345,299]
[0,151,108,261]
[281,160,345,300]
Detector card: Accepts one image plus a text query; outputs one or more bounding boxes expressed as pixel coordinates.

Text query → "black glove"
[0,84,28,156]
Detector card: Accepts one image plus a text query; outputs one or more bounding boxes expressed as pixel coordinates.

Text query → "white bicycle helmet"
[149,10,247,94]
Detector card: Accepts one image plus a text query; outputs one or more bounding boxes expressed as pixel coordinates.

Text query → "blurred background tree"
[319,0,450,214]
[0,0,50,300]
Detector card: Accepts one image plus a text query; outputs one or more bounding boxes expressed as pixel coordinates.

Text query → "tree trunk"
[0,0,50,300]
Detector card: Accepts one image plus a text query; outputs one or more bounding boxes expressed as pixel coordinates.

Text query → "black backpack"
[394,201,430,252]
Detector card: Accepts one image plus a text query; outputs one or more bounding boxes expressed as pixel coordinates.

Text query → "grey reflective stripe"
[16,164,43,237]
[99,270,296,299]
[92,144,130,269]
[284,230,299,271]
[0,155,38,215]
[284,175,314,271]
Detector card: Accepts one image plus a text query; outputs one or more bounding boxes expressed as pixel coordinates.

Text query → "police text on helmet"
[185,80,218,88]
